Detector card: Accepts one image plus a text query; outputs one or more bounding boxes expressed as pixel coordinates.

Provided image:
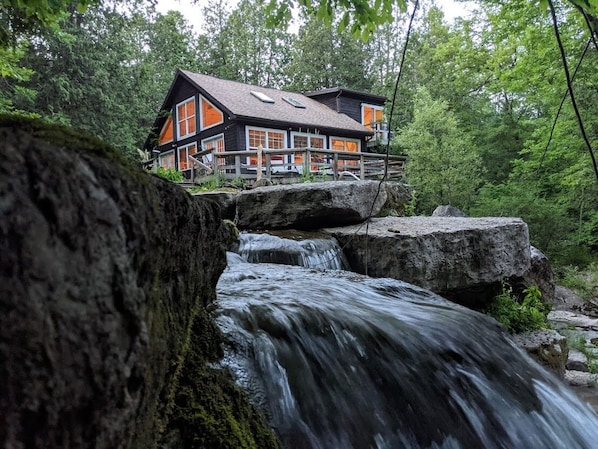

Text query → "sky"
[155,0,474,32]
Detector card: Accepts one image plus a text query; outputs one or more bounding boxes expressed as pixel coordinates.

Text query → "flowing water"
[233,232,350,271]
[216,235,598,449]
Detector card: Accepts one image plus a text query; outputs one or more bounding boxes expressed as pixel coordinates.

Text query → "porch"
[185,147,407,185]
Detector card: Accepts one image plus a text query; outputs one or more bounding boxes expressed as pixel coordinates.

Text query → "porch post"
[257,145,263,181]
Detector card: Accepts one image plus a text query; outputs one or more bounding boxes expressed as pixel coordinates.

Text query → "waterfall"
[216,256,598,449]
[233,232,350,270]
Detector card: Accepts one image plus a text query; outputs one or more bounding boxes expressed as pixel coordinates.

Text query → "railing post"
[333,153,339,181]
[360,154,365,180]
[265,152,272,180]
[235,155,241,177]
[256,145,263,181]
[306,149,311,177]
[211,149,217,175]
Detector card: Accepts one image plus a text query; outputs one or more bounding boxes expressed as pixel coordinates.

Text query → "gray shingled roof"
[180,70,372,135]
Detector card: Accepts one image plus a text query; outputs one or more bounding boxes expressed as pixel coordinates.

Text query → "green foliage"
[558,263,598,301]
[394,87,483,214]
[483,284,551,334]
[156,167,185,183]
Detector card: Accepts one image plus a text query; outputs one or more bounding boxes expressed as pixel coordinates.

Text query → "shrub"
[156,167,184,182]
[483,284,550,334]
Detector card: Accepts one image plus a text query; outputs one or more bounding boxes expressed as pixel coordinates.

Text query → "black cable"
[548,0,598,182]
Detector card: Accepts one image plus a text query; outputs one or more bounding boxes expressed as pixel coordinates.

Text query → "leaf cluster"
[483,285,551,334]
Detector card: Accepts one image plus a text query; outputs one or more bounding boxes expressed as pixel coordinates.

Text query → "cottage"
[146,69,404,182]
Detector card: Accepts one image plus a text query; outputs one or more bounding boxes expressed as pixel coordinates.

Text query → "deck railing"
[188,147,406,184]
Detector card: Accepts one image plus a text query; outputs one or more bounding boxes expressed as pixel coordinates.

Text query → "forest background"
[1,0,597,273]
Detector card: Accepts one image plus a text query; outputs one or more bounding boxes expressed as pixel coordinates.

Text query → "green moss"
[166,311,281,449]
[0,113,122,160]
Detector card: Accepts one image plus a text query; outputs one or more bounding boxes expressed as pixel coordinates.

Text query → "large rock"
[236,180,387,230]
[0,120,228,449]
[512,330,568,379]
[324,216,531,305]
[515,246,556,304]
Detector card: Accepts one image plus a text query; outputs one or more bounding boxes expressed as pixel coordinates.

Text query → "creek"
[216,233,598,448]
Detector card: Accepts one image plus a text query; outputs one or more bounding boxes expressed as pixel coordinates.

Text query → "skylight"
[250,91,275,103]
[283,97,306,108]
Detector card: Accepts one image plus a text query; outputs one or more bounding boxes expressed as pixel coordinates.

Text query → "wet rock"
[0,121,228,449]
[512,330,568,379]
[568,349,589,372]
[565,370,598,387]
[324,216,530,305]
[236,180,387,230]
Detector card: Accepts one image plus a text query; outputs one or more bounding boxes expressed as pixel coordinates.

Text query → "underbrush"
[482,284,551,334]
[557,263,598,301]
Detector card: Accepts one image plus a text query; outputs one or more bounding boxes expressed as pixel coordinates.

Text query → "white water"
[215,237,598,449]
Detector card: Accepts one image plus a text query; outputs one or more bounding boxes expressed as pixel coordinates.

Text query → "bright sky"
[155,0,474,31]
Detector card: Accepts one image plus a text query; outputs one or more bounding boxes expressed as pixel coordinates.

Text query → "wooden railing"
[189,147,406,184]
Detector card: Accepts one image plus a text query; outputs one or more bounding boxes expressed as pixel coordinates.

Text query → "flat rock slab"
[512,330,568,379]
[324,216,530,295]
[236,181,387,230]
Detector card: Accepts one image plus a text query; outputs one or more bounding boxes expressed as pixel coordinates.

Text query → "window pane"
[267,131,284,149]
[201,97,224,129]
[249,129,266,149]
[311,137,324,149]
[293,136,308,148]
[159,115,174,145]
[331,139,345,151]
[363,107,373,128]
[346,141,358,152]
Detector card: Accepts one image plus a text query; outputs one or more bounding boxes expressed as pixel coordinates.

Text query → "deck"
[186,147,407,185]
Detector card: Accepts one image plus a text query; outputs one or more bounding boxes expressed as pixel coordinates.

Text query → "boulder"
[565,370,598,387]
[324,216,530,305]
[432,205,468,217]
[512,330,568,379]
[236,180,387,230]
[0,120,228,449]
[514,246,556,304]
[192,190,238,220]
[380,182,412,216]
[567,349,589,372]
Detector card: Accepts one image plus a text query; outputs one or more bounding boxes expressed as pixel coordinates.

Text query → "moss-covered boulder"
[0,117,278,449]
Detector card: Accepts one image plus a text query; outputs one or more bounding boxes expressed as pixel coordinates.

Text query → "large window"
[291,133,326,169]
[159,151,175,169]
[246,127,286,167]
[201,134,225,166]
[178,142,197,171]
[176,97,196,139]
[331,137,360,152]
[200,96,224,130]
[361,104,384,130]
[158,115,174,145]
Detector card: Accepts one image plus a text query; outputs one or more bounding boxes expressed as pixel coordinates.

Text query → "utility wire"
[364,0,419,276]
[547,0,598,182]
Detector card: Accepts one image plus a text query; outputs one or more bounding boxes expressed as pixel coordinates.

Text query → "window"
[159,151,175,169]
[283,97,306,108]
[250,91,275,103]
[361,104,384,130]
[292,133,324,149]
[200,96,224,130]
[202,134,225,166]
[331,137,360,168]
[178,142,197,171]
[246,127,286,166]
[176,97,196,139]
[291,133,326,170]
[158,115,174,145]
[331,137,360,152]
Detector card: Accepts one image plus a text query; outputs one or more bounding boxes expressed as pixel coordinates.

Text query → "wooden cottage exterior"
[146,70,404,182]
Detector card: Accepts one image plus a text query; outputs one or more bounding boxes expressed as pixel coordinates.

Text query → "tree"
[286,14,372,91]
[394,87,483,214]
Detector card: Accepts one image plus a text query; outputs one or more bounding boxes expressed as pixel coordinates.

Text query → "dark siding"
[337,97,362,123]
[311,93,339,112]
